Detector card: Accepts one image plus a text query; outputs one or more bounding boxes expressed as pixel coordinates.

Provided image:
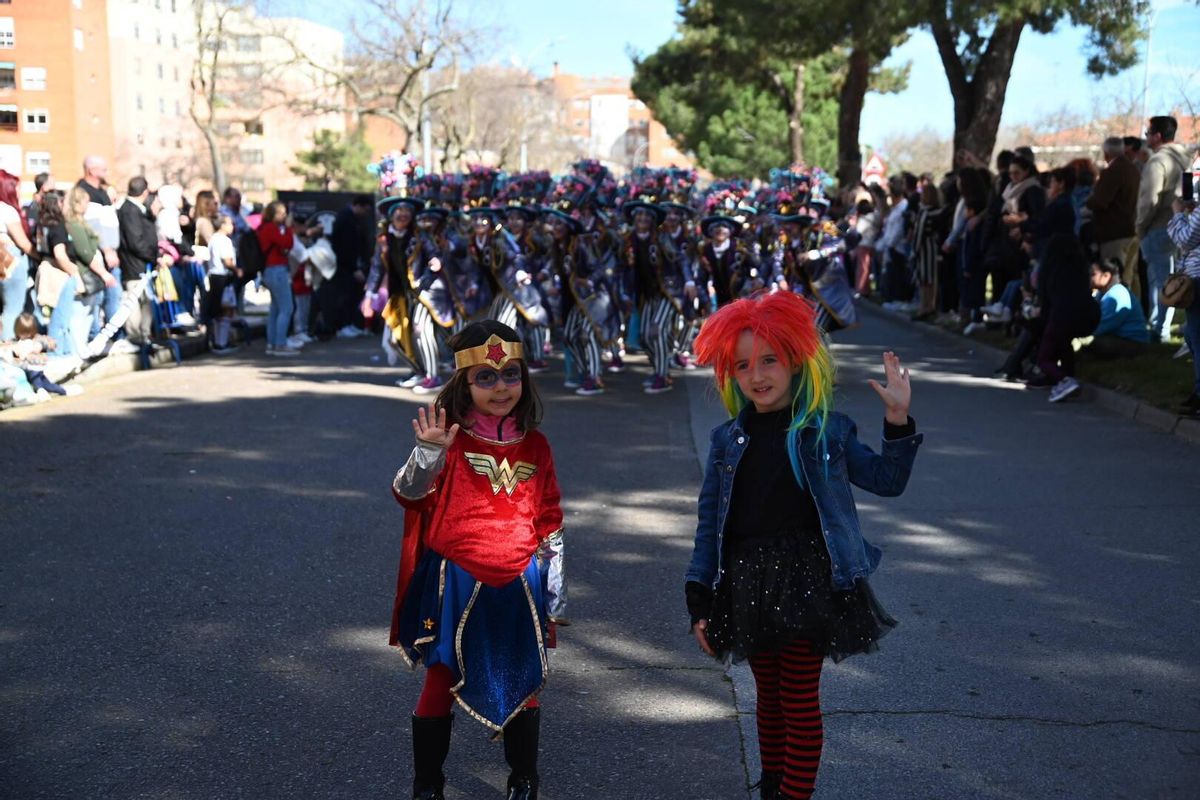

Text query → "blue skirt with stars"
[396,549,548,734]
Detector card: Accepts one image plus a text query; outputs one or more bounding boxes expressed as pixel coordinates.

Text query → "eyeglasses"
[469,365,523,389]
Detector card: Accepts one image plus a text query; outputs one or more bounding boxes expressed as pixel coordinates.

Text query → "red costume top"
[389,420,563,646]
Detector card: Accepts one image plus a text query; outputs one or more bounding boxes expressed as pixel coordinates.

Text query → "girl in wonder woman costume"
[685,291,922,800]
[390,320,564,800]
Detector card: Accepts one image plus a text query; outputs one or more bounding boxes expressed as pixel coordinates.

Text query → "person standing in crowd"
[1,170,37,340]
[877,174,912,303]
[77,156,123,330]
[219,187,251,248]
[206,215,241,355]
[257,201,301,357]
[40,191,91,358]
[24,172,55,242]
[910,183,943,320]
[63,186,116,352]
[1123,137,1148,172]
[1167,197,1200,416]
[116,176,160,347]
[328,194,374,338]
[1137,116,1195,343]
[1029,234,1100,403]
[191,190,219,249]
[1087,137,1141,298]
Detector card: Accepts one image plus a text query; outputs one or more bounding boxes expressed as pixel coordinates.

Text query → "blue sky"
[272,0,1200,146]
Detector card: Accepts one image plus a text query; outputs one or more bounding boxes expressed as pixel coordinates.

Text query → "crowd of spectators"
[0,156,376,408]
[842,115,1199,414]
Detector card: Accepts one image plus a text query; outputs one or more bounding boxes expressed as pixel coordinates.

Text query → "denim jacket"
[685,408,923,592]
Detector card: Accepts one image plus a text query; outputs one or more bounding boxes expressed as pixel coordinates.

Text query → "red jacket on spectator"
[256,223,294,268]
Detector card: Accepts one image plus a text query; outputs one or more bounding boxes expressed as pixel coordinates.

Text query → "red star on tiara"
[486,343,507,365]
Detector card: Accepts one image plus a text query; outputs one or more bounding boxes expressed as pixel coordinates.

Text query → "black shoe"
[751,771,783,799]
[505,775,537,800]
[412,714,453,800]
[1181,393,1200,416]
[503,707,540,799]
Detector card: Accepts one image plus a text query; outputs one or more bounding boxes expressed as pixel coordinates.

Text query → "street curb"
[70,317,266,388]
[861,302,1199,447]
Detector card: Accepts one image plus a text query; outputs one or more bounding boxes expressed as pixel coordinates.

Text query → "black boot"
[503,707,540,800]
[411,714,453,800]
[759,771,783,799]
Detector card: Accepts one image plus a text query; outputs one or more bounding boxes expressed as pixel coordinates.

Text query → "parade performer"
[391,320,565,800]
[499,175,553,372]
[656,173,702,369]
[363,195,432,388]
[407,198,464,395]
[548,178,613,396]
[684,290,921,800]
[621,196,678,394]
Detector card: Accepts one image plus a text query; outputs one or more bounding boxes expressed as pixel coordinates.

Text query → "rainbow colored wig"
[693,291,836,485]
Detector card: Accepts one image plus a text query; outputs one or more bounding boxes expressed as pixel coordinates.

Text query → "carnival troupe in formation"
[361,155,860,398]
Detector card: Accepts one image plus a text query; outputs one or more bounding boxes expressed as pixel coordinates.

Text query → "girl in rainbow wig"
[684,290,922,800]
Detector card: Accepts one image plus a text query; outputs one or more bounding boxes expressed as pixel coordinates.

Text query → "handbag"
[77,263,105,296]
[1160,272,1195,308]
[34,260,70,309]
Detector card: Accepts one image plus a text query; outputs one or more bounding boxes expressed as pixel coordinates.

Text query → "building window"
[174,100,181,115]
[244,119,263,135]
[241,149,264,164]
[159,135,166,147]
[25,151,50,173]
[243,177,265,191]
[74,28,84,51]
[156,63,163,79]
[136,94,143,111]
[23,109,49,132]
[133,23,139,40]
[0,104,16,131]
[0,17,14,49]
[133,58,141,75]
[0,62,13,89]
[158,97,165,114]
[171,33,178,48]
[175,137,182,149]
[136,130,144,144]
[235,35,260,52]
[173,66,179,82]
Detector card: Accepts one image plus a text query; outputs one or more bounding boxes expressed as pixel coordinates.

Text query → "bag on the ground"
[35,261,70,309]
[236,231,265,281]
[1160,272,1195,309]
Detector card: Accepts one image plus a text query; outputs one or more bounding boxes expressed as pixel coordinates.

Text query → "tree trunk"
[789,62,805,165]
[931,17,1024,166]
[199,123,226,192]
[837,47,871,188]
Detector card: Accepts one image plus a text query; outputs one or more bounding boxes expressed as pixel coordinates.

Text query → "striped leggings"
[563,307,601,381]
[641,298,679,378]
[410,302,441,380]
[491,295,548,363]
[489,295,520,330]
[749,639,824,800]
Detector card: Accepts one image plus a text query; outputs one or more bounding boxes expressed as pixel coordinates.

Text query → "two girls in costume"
[685,290,921,799]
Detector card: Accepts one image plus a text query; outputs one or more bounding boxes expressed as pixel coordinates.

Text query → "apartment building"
[545,63,692,174]
[0,0,115,195]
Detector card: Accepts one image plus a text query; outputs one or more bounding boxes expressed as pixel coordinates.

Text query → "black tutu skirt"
[705,531,897,663]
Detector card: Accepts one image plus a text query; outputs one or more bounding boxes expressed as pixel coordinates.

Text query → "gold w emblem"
[464,452,538,496]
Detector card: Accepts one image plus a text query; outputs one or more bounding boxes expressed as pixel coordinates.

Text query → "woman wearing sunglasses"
[389,320,565,800]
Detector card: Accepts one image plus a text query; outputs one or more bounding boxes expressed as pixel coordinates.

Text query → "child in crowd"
[390,320,564,800]
[684,291,922,800]
[206,215,241,354]
[0,312,82,399]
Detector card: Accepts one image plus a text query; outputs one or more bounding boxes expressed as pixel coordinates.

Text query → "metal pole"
[1141,9,1156,126]
[422,67,433,173]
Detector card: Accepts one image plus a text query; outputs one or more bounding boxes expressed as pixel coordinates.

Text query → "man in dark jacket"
[117,176,159,344]
[1087,137,1141,298]
[322,194,374,337]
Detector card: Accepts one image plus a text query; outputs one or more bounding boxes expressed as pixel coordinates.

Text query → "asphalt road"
[2,307,1198,799]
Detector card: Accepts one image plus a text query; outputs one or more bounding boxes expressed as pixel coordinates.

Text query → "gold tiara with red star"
[454,334,525,370]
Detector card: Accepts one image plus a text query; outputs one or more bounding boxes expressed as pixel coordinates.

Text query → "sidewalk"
[863,302,1200,446]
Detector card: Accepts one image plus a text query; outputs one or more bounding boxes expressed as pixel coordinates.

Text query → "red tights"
[413,664,539,717]
[749,639,824,800]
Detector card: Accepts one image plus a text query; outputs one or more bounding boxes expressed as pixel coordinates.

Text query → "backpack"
[236,230,264,280]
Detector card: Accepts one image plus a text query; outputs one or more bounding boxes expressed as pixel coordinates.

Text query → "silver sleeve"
[539,529,567,624]
[392,441,447,500]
